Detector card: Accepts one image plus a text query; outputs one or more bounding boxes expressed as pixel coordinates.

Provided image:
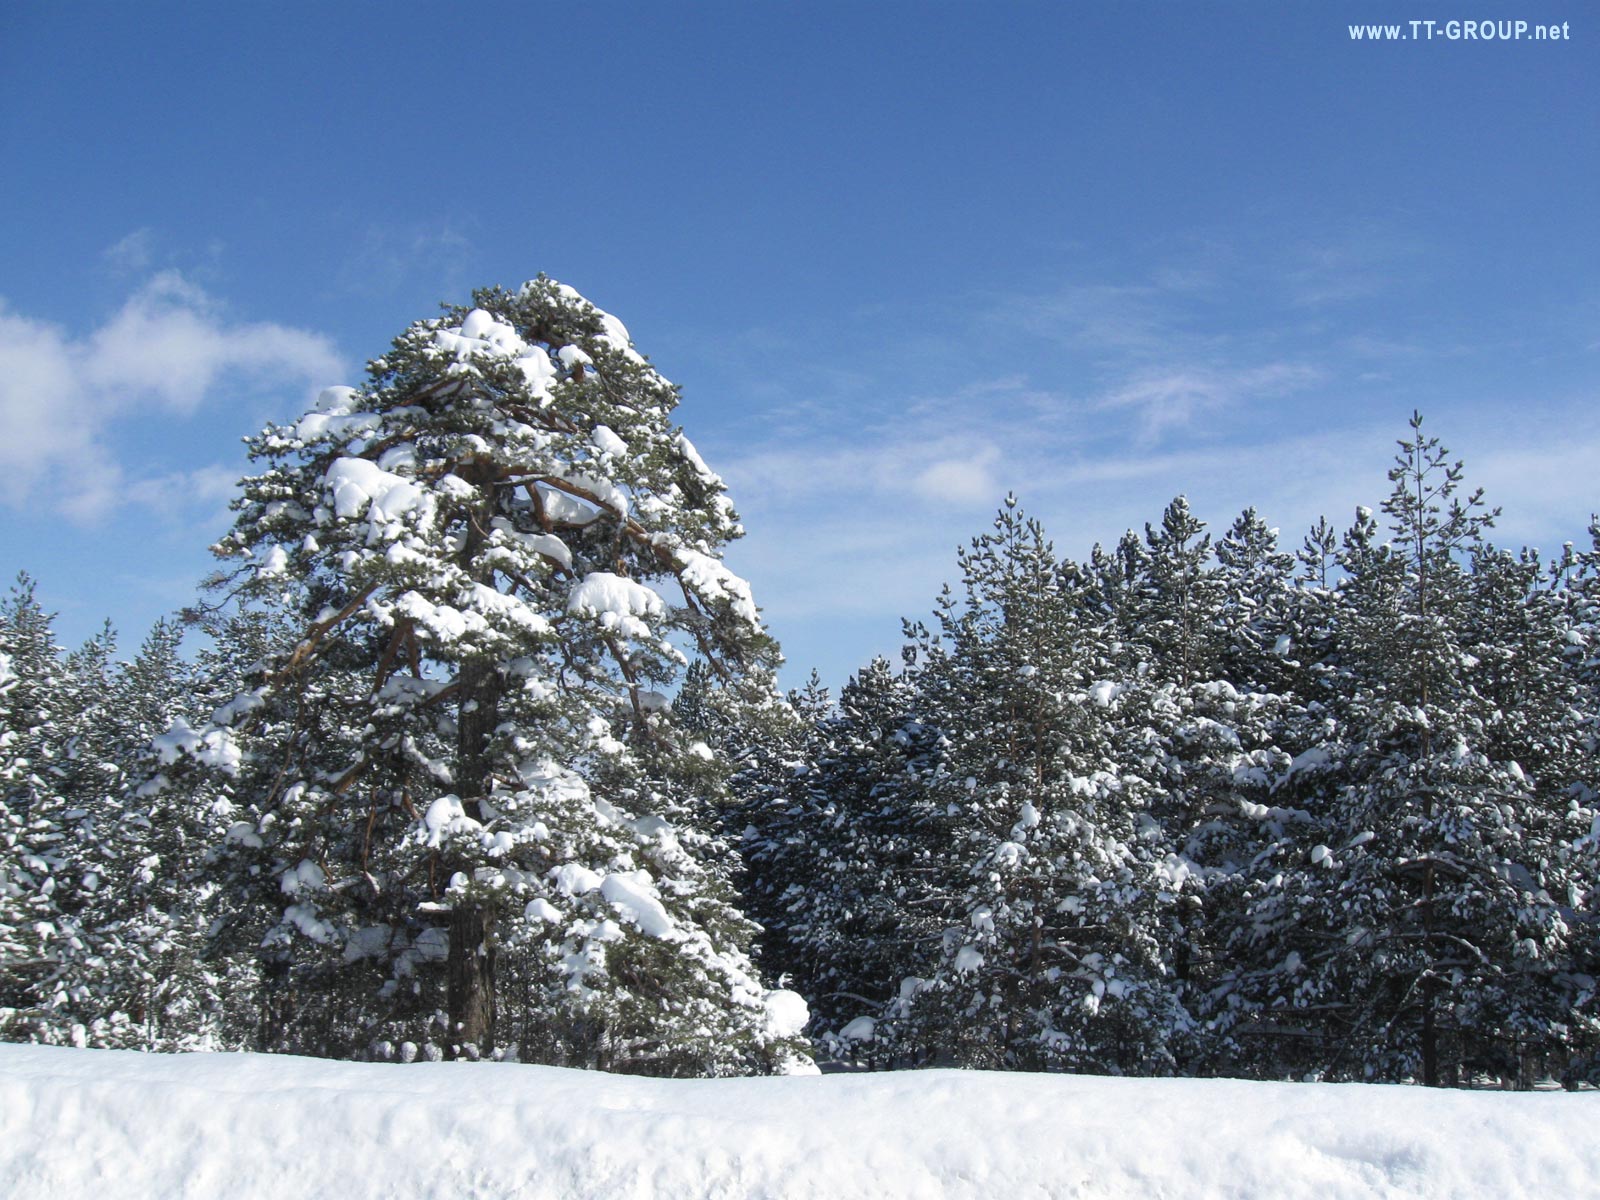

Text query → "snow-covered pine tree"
[0,578,126,1043]
[889,499,1181,1073]
[674,659,807,940]
[153,599,325,1053]
[1,591,218,1049]
[672,656,803,889]
[0,575,75,1039]
[66,619,223,1050]
[1193,514,1349,1080]
[743,654,944,1054]
[1113,499,1227,1054]
[1556,519,1600,1081]
[1454,540,1600,1082]
[34,619,123,1042]
[157,279,808,1074]
[1138,506,1306,1074]
[1305,414,1579,1085]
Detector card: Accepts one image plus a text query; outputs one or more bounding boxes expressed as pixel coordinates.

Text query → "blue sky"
[2,2,1596,689]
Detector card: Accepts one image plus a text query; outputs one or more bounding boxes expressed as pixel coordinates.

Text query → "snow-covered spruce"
[869,499,1189,1071]
[0,575,78,1042]
[149,279,809,1074]
[763,434,1600,1085]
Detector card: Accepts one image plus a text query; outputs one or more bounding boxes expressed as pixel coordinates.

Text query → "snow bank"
[2,1044,1593,1200]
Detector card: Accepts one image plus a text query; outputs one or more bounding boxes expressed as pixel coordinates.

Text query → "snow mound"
[2,1044,1594,1200]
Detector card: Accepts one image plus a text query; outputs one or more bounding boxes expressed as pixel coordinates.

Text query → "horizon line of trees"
[729,413,1600,1088]
[3,283,1597,1090]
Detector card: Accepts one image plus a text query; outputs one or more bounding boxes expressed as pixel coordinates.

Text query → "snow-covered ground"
[3,1044,1593,1199]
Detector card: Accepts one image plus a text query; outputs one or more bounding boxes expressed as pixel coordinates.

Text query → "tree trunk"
[1421,988,1438,1087]
[257,951,293,1053]
[1421,857,1439,1087]
[456,657,502,816]
[445,458,504,1060]
[446,656,500,1060]
[447,904,496,1059]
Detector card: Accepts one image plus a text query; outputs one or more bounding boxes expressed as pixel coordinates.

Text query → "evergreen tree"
[69,619,220,1049]
[158,279,808,1073]
[1295,415,1583,1085]
[0,577,117,1041]
[743,654,943,1053]
[887,500,1181,1072]
[0,575,75,1038]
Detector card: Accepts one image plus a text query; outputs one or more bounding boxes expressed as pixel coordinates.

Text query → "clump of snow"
[316,385,359,413]
[324,457,431,526]
[671,546,760,629]
[151,718,243,776]
[599,872,676,939]
[555,470,629,518]
[590,425,627,458]
[1086,680,1125,707]
[8,1044,1594,1200]
[839,1015,877,1041]
[279,859,325,897]
[525,898,562,924]
[417,796,481,849]
[411,928,449,962]
[282,903,337,944]
[494,523,571,570]
[550,283,649,367]
[551,863,604,896]
[434,309,559,399]
[674,432,721,484]
[566,572,664,638]
[342,925,393,964]
[762,988,810,1039]
[534,483,601,526]
[255,545,289,579]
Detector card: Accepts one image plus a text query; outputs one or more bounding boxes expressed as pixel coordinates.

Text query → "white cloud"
[60,463,244,526]
[103,228,156,274]
[912,446,1002,505]
[717,392,1600,693]
[1099,362,1323,443]
[0,272,342,520]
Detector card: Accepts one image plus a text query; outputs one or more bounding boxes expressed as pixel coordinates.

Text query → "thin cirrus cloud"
[0,269,341,521]
[1098,362,1324,443]
[332,222,478,300]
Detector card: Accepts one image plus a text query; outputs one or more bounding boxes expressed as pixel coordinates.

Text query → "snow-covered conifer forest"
[5,280,1600,1103]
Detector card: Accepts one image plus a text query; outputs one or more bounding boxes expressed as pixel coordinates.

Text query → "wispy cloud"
[0,270,341,521]
[994,279,1200,361]
[1098,362,1322,443]
[705,247,1599,688]
[103,228,157,275]
[334,222,478,301]
[1281,225,1426,309]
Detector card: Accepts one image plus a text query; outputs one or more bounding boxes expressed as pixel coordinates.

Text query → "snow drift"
[2,1044,1593,1199]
